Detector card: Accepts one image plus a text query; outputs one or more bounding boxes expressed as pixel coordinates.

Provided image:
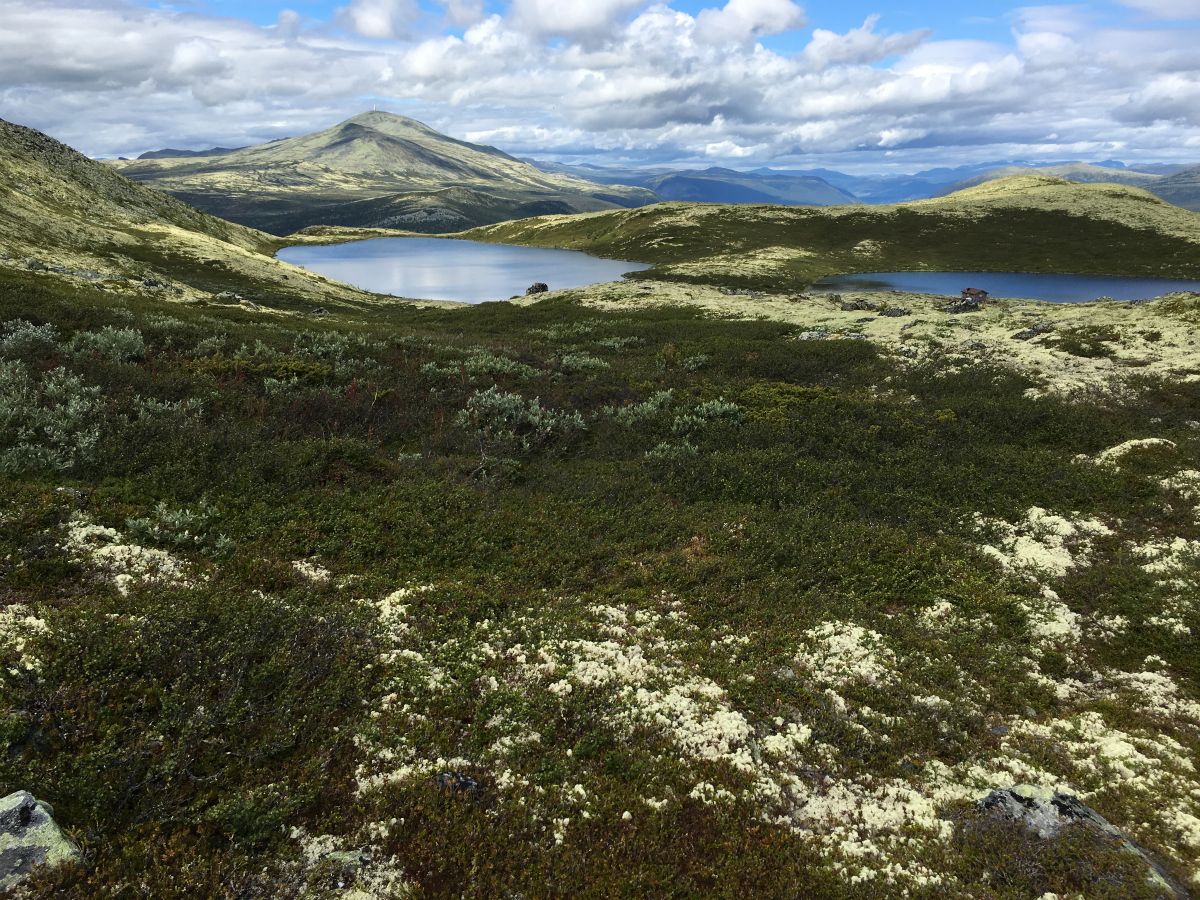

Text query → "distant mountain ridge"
[523,161,856,206]
[138,146,245,160]
[1148,166,1200,212]
[111,112,658,235]
[526,157,1193,207]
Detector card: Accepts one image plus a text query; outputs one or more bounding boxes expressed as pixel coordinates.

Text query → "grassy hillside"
[940,163,1165,195]
[111,112,657,235]
[0,118,413,312]
[468,175,1200,291]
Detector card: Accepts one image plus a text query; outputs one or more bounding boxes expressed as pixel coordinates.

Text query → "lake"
[812,271,1200,303]
[277,237,651,303]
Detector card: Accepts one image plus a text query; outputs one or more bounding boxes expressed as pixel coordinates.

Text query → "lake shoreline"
[276,236,651,303]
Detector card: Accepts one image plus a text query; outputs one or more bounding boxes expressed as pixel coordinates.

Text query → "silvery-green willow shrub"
[604,389,675,425]
[70,326,145,363]
[291,330,384,378]
[0,361,103,473]
[0,319,59,360]
[422,349,538,382]
[464,349,538,380]
[125,500,232,555]
[645,439,699,462]
[456,385,585,464]
[672,398,743,436]
[557,352,609,374]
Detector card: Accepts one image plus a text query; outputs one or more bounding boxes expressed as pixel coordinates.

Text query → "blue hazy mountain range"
[524,158,1200,208]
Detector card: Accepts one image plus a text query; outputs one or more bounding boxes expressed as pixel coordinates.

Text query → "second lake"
[812,271,1200,303]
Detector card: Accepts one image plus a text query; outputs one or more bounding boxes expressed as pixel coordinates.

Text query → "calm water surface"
[278,237,650,303]
[813,271,1200,303]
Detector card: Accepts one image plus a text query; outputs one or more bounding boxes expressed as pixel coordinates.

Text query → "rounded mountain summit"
[110,111,658,235]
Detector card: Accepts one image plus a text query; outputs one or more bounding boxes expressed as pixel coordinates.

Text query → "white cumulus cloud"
[695,0,805,44]
[1,0,1199,172]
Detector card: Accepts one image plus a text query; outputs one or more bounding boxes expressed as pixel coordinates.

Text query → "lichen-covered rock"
[526,282,549,295]
[0,791,81,891]
[840,299,876,312]
[978,786,1184,897]
[1013,322,1055,341]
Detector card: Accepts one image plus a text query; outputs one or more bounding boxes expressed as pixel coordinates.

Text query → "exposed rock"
[879,307,911,318]
[840,299,877,312]
[526,282,549,296]
[141,276,163,288]
[0,791,81,892]
[797,330,833,341]
[310,307,330,317]
[1013,323,1055,341]
[433,771,481,801]
[941,296,983,314]
[977,785,1184,897]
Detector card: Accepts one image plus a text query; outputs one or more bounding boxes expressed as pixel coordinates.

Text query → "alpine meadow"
[2,1,1200,898]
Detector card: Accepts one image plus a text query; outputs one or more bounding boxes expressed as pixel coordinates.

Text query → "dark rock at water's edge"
[526,282,549,295]
[941,296,984,314]
[977,786,1187,897]
[0,791,81,891]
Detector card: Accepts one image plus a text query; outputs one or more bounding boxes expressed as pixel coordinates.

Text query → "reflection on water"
[813,271,1200,303]
[277,237,650,303]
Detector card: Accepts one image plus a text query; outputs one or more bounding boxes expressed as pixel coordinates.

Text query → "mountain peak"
[343,110,429,131]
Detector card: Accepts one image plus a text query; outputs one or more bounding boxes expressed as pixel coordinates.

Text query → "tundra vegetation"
[1,255,1198,898]
[4,120,1200,896]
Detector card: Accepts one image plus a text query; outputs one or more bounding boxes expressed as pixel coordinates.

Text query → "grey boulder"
[978,785,1184,897]
[0,791,81,891]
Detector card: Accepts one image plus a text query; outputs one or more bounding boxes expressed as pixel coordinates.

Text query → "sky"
[1,0,1199,172]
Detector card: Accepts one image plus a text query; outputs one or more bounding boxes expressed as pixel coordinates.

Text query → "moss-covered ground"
[1,265,1198,898]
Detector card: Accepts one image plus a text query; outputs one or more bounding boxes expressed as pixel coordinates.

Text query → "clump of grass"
[1047,325,1123,358]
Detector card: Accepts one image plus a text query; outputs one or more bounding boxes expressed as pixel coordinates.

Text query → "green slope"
[0,118,393,310]
[467,175,1200,291]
